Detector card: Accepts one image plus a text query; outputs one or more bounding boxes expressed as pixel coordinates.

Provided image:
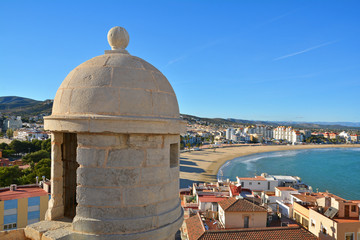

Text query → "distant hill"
[182,114,360,131]
[0,96,53,116]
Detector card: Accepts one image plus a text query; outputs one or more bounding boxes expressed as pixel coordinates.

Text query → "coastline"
[179,144,360,188]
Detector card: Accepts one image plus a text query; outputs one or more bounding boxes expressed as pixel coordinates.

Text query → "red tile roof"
[0,186,48,201]
[218,197,266,212]
[199,196,228,203]
[185,214,318,240]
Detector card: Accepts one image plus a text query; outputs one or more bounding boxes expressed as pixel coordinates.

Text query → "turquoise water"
[217,148,360,200]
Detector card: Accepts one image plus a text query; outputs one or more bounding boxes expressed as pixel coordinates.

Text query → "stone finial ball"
[107,26,129,50]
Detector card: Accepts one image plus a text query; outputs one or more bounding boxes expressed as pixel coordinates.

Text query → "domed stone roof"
[45,27,184,134]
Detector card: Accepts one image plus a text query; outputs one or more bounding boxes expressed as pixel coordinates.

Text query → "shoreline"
[179,144,360,188]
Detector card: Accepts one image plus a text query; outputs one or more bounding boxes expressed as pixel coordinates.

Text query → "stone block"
[118,88,153,116]
[73,215,155,234]
[112,68,156,90]
[152,92,179,118]
[157,203,182,228]
[77,55,108,68]
[146,148,168,166]
[151,72,174,94]
[77,167,140,187]
[77,134,126,148]
[128,135,163,149]
[77,148,105,167]
[77,187,122,206]
[105,55,144,69]
[70,87,119,114]
[156,197,181,215]
[132,56,159,72]
[76,204,157,220]
[123,184,169,206]
[68,67,111,88]
[140,166,170,185]
[107,149,144,167]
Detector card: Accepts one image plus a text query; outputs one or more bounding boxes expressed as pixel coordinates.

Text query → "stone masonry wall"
[72,133,182,238]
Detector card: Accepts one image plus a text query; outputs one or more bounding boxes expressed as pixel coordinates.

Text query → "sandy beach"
[179,144,360,188]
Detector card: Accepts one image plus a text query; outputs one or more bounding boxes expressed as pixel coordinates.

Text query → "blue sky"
[1,0,359,122]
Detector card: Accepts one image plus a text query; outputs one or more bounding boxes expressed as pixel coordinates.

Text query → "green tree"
[41,139,51,152]
[19,158,51,184]
[0,166,22,187]
[23,150,50,164]
[6,128,13,138]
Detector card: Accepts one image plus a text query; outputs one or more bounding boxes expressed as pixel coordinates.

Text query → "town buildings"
[0,185,49,231]
[2,116,22,131]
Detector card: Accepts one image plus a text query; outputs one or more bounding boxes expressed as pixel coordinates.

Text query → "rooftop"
[0,186,48,201]
[185,214,318,240]
[218,197,266,212]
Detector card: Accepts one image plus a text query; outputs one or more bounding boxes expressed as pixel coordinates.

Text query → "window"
[258,182,261,185]
[345,232,354,240]
[311,219,315,227]
[351,205,356,212]
[244,216,249,228]
[249,182,252,185]
[294,213,301,223]
[241,182,244,187]
[321,224,327,235]
[170,143,179,168]
[268,182,270,190]
[302,218,309,229]
[3,223,16,230]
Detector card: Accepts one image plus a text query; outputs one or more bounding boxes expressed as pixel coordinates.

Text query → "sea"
[217,147,360,200]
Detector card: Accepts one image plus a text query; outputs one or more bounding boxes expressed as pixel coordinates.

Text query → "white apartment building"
[273,126,303,143]
[226,128,235,140]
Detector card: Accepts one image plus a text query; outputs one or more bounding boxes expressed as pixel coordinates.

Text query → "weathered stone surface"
[128,135,163,149]
[151,72,174,94]
[77,134,126,148]
[118,88,153,116]
[76,204,157,220]
[0,229,28,240]
[146,148,168,166]
[77,167,140,187]
[123,185,165,206]
[73,215,156,234]
[67,67,111,88]
[140,166,170,185]
[107,149,144,167]
[152,92,179,118]
[70,87,119,114]
[24,220,71,240]
[112,68,156,90]
[77,187,122,206]
[77,148,105,167]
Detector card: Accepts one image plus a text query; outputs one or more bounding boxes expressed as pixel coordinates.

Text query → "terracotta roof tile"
[218,197,266,212]
[198,226,318,240]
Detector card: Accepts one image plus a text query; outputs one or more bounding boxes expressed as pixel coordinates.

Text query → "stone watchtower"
[43,26,185,239]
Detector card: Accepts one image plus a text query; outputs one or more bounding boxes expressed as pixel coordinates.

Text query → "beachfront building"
[0,185,49,231]
[226,128,235,140]
[237,173,308,193]
[273,126,304,143]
